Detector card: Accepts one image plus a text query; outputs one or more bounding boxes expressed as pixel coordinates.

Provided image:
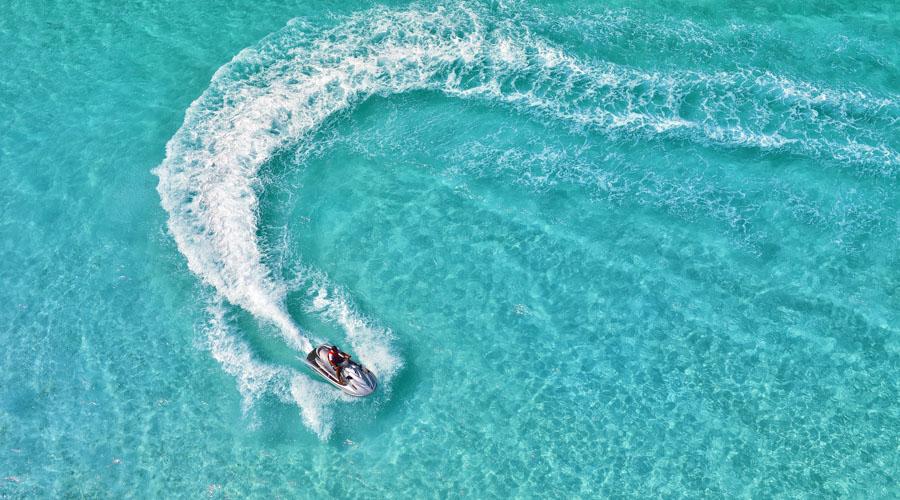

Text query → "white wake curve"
[155,5,898,435]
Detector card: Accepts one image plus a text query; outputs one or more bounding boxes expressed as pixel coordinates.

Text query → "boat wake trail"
[155,4,899,437]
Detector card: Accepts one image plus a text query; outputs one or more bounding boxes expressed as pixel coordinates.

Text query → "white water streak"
[156,5,898,434]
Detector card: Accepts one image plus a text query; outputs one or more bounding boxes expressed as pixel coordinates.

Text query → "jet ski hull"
[304,345,378,397]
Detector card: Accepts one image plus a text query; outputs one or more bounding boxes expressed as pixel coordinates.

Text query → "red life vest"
[328,348,347,366]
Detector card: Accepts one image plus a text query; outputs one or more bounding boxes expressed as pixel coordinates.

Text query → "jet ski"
[304,344,378,397]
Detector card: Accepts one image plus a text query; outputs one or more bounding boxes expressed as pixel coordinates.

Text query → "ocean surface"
[1,0,898,497]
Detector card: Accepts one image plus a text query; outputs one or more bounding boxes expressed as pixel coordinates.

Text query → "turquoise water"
[1,0,898,496]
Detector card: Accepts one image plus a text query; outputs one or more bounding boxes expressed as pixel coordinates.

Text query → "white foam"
[306,284,402,383]
[205,301,339,439]
[156,4,899,435]
[204,302,292,413]
[289,374,340,440]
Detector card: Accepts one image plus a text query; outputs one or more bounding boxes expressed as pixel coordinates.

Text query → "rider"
[326,345,352,384]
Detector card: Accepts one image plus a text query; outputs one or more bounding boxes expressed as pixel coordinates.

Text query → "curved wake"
[155,5,899,436]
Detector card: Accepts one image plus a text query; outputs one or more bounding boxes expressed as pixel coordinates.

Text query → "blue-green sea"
[1,0,898,497]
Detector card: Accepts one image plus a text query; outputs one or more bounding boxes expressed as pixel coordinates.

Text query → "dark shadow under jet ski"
[304,344,378,397]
